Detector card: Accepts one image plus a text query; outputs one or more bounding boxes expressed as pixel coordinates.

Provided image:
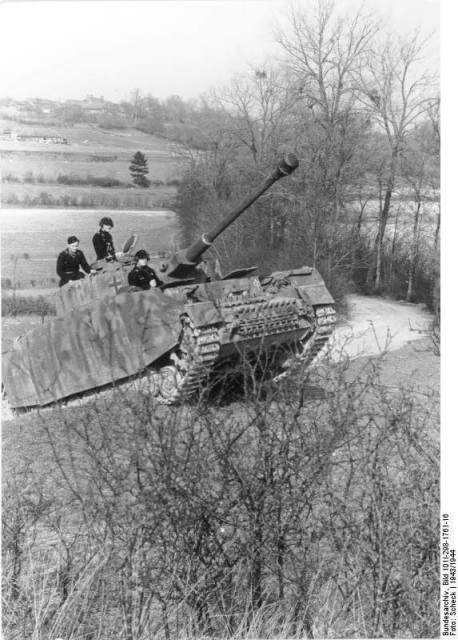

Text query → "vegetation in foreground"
[2,352,439,639]
[1,294,56,317]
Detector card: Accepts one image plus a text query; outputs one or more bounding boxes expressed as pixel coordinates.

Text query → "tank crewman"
[56,236,96,287]
[128,250,163,290]
[92,217,117,261]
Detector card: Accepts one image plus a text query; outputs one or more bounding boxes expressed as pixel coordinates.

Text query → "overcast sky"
[0,0,440,103]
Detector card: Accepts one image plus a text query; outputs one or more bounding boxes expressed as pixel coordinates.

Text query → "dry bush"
[1,295,56,317]
[2,348,439,639]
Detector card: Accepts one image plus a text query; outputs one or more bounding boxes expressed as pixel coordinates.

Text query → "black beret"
[135,249,150,261]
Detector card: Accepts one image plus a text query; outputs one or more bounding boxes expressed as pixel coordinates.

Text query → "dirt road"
[329,294,434,360]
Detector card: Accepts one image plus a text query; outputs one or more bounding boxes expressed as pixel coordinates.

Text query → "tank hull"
[2,266,336,409]
[3,289,182,408]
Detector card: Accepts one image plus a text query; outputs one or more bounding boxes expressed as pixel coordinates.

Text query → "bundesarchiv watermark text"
[442,514,457,636]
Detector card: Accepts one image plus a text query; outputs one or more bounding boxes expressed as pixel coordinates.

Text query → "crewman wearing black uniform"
[56,236,95,287]
[92,217,117,261]
[128,250,162,290]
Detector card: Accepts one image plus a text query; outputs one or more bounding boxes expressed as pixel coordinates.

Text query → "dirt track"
[330,294,434,360]
[325,295,439,394]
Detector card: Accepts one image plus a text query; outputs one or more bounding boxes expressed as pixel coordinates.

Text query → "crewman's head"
[99,217,114,232]
[134,249,150,267]
[67,236,79,254]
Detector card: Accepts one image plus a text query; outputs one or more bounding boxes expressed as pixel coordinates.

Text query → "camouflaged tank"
[3,154,336,409]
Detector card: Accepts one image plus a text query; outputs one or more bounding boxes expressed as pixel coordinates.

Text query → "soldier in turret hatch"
[128,250,163,290]
[56,236,96,287]
[92,216,117,261]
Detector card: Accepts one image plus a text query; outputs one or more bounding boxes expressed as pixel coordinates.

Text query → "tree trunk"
[406,200,421,302]
[434,205,441,256]
[269,200,275,248]
[368,155,398,292]
[388,205,401,290]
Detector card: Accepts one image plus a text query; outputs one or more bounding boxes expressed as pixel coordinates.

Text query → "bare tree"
[277,0,379,117]
[399,117,439,301]
[213,65,298,166]
[356,31,438,291]
[130,88,143,124]
[275,0,379,284]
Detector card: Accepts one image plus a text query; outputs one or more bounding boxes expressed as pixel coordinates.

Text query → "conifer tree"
[129,151,151,187]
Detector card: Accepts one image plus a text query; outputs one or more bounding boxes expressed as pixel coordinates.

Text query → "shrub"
[60,195,76,207]
[2,193,19,204]
[2,278,13,289]
[90,175,124,188]
[2,352,439,639]
[166,178,181,187]
[38,191,52,206]
[135,117,165,136]
[56,173,125,187]
[57,174,81,185]
[1,295,56,316]
[1,173,20,183]
[98,116,128,130]
[89,154,118,162]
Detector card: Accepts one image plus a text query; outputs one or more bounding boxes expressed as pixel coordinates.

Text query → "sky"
[0,0,440,103]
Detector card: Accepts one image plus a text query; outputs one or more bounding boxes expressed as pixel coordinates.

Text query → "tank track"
[148,305,336,402]
[149,316,221,404]
[273,304,336,381]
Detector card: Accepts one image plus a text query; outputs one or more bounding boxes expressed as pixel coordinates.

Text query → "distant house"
[1,100,33,117]
[33,98,59,115]
[65,98,109,116]
[11,126,67,144]
[16,101,33,113]
[0,98,60,119]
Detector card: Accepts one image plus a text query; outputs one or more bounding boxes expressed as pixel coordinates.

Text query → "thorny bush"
[2,352,439,639]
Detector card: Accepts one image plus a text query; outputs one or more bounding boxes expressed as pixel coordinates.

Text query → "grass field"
[0,122,184,209]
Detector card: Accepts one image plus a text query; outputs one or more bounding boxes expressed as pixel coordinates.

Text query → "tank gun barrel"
[182,153,299,264]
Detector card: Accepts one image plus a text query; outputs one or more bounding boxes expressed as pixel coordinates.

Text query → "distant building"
[65,97,110,115]
[11,126,67,144]
[32,98,59,115]
[1,100,33,117]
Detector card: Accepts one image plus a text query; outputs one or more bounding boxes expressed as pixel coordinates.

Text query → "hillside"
[0,121,183,209]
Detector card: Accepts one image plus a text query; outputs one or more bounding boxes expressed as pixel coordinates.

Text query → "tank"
[2,154,336,409]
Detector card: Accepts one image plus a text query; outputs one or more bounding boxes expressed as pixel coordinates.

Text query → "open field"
[0,122,184,208]
[0,120,175,154]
